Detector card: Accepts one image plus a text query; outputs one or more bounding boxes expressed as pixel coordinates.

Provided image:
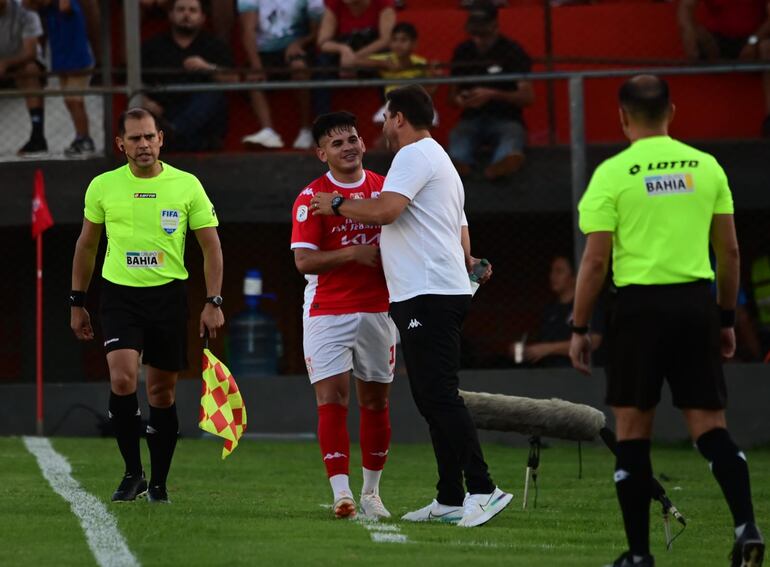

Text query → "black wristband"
[69,290,86,307]
[570,323,590,335]
[720,309,736,328]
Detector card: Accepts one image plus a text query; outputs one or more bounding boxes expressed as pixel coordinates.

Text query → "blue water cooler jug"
[227,269,282,377]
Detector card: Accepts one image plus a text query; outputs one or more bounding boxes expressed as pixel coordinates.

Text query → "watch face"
[332,196,344,207]
[208,296,223,306]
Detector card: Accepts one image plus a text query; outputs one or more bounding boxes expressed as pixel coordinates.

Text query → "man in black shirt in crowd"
[449,1,534,181]
[510,255,603,367]
[142,0,233,151]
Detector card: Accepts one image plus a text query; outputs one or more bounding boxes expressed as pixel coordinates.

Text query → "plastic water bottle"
[469,258,490,296]
[227,269,282,377]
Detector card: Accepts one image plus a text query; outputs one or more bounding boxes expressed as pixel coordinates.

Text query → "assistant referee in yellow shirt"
[570,76,764,567]
[70,108,224,504]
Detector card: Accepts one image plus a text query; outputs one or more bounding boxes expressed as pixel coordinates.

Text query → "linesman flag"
[199,349,247,459]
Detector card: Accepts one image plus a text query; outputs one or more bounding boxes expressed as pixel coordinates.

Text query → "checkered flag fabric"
[199,348,247,459]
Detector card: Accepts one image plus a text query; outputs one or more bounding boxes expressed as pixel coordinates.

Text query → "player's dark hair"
[385,85,434,130]
[392,22,418,41]
[312,111,358,146]
[618,75,670,125]
[118,107,160,136]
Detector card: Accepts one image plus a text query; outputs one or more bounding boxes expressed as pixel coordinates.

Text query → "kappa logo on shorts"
[644,174,694,196]
[160,209,180,234]
[407,319,423,330]
[126,251,165,268]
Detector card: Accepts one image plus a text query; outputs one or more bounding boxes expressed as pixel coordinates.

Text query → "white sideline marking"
[23,437,140,567]
[371,532,408,543]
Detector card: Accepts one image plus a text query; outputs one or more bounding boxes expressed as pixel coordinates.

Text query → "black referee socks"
[614,439,653,557]
[147,404,179,489]
[109,392,143,476]
[696,427,756,528]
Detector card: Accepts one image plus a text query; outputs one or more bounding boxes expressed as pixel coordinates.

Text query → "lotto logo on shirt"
[126,251,165,268]
[644,174,694,196]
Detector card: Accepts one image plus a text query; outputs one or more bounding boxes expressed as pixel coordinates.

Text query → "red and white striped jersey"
[290,170,389,317]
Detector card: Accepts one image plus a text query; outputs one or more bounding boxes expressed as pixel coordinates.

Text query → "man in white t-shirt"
[311,85,513,528]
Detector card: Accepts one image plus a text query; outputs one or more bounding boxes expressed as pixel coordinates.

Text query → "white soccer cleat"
[401,499,464,523]
[360,492,391,519]
[292,128,314,150]
[242,127,284,148]
[333,492,357,519]
[456,487,513,528]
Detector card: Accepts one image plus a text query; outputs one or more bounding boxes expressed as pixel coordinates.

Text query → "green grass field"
[1,436,767,566]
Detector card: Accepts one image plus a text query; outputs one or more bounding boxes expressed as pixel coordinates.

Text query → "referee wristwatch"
[330,195,345,216]
[205,295,223,308]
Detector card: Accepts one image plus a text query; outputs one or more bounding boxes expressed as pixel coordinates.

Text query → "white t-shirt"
[381,138,471,302]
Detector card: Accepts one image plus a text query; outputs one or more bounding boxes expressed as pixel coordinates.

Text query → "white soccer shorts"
[303,312,397,384]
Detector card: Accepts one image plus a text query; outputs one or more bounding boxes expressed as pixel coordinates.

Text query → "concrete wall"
[2,365,768,447]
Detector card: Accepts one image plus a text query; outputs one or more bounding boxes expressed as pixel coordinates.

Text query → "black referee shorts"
[99,279,189,372]
[604,280,726,411]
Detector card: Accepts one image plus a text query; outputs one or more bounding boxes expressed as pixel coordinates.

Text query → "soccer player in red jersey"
[290,112,395,519]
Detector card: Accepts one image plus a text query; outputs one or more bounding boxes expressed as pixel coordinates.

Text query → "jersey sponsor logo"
[629,164,641,175]
[133,192,156,198]
[296,205,309,222]
[644,173,694,195]
[341,233,380,246]
[160,209,180,234]
[350,192,365,199]
[126,251,165,268]
[300,187,315,197]
[646,160,699,171]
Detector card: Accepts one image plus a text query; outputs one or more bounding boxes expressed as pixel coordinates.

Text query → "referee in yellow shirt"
[570,76,764,567]
[69,108,224,504]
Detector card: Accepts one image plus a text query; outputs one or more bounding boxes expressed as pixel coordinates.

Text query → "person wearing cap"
[448,1,534,181]
[569,74,764,567]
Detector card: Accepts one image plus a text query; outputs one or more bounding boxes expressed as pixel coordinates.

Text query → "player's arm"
[311,191,409,225]
[317,9,348,55]
[710,214,739,359]
[194,227,225,338]
[0,35,38,72]
[464,81,535,109]
[294,245,379,275]
[569,231,612,374]
[239,10,265,78]
[461,224,492,284]
[677,0,700,59]
[70,219,103,340]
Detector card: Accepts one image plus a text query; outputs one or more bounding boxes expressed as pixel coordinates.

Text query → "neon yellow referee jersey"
[84,162,218,287]
[578,136,733,287]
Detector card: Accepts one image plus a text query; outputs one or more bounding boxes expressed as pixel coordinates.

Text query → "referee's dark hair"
[118,107,161,136]
[618,74,671,126]
[385,85,435,130]
[312,111,358,146]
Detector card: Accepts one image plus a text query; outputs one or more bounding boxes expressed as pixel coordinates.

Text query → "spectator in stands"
[449,1,534,181]
[750,253,770,357]
[314,0,396,114]
[678,0,770,137]
[141,0,234,152]
[357,21,437,145]
[0,0,47,157]
[33,0,96,157]
[508,255,603,368]
[238,0,324,150]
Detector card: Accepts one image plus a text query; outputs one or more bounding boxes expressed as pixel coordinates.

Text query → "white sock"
[361,468,382,495]
[329,474,351,500]
[631,556,647,564]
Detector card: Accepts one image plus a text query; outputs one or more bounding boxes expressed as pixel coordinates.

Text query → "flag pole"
[36,231,44,436]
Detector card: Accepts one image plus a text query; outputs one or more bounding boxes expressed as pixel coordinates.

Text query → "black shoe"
[111,471,148,502]
[147,485,170,504]
[731,524,765,567]
[17,137,48,158]
[603,551,655,567]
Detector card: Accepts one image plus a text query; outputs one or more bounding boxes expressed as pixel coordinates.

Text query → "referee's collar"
[631,135,671,145]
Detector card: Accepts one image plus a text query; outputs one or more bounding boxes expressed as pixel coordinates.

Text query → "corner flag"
[31,169,54,239]
[199,349,247,459]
